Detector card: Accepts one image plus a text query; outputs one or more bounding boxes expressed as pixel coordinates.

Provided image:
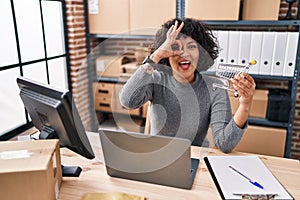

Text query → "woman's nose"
[180,47,190,57]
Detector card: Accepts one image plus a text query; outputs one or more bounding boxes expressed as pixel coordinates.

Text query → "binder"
[249,31,263,75]
[227,31,240,64]
[238,31,251,66]
[216,30,229,64]
[271,32,288,76]
[283,32,299,77]
[204,156,294,200]
[259,32,275,75]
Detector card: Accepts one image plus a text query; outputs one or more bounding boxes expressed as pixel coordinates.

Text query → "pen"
[229,165,264,189]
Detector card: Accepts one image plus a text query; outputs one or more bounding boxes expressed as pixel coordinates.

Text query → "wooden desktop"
[58,132,300,200]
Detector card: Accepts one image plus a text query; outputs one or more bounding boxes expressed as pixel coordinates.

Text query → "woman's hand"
[150,21,184,63]
[232,72,256,105]
[231,72,256,128]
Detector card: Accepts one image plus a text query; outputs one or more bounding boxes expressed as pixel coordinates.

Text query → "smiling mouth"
[178,61,191,70]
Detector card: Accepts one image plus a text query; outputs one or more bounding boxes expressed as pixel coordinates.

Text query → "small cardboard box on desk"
[0,139,62,200]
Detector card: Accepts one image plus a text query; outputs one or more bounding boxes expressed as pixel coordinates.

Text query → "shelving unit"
[204,20,300,158]
[83,0,300,157]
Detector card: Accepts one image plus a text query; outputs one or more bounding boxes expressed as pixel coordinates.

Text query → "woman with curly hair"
[120,18,256,153]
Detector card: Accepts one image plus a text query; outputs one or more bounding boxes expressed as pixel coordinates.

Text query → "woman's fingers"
[168,21,184,37]
[231,73,256,97]
[176,21,184,33]
[167,25,174,35]
[159,20,185,58]
[167,22,177,37]
[241,73,255,84]
[233,73,255,87]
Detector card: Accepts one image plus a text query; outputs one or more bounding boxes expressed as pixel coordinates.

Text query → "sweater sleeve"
[119,66,155,109]
[207,77,247,153]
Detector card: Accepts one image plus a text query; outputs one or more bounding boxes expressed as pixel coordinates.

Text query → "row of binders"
[210,30,299,77]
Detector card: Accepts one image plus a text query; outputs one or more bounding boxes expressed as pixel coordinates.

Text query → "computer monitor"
[17,76,95,176]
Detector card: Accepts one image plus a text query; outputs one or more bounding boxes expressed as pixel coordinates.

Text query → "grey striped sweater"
[119,66,246,153]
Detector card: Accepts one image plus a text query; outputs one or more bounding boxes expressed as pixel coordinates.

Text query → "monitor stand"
[39,127,82,177]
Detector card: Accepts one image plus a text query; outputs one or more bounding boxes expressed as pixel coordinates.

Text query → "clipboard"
[204,156,294,200]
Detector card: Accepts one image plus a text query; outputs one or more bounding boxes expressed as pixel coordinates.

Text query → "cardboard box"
[229,89,268,118]
[96,56,123,77]
[121,62,139,74]
[242,0,280,20]
[88,0,130,34]
[130,0,176,35]
[234,125,286,157]
[94,96,113,112]
[112,84,141,116]
[93,82,115,98]
[0,139,62,200]
[93,82,141,115]
[185,0,240,20]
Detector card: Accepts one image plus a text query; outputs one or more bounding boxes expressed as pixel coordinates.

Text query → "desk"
[58,132,300,200]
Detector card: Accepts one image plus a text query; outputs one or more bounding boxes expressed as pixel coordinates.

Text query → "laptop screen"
[99,129,199,189]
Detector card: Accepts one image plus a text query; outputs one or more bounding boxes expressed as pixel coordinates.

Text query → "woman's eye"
[171,44,180,51]
[187,44,197,49]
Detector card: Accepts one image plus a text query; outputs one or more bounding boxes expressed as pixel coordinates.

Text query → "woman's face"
[168,36,199,83]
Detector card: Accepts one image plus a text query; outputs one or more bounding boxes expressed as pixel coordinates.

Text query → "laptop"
[99,129,199,189]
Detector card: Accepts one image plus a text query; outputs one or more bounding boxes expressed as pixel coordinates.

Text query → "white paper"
[206,156,293,200]
[0,150,32,159]
[96,59,105,72]
[89,0,98,14]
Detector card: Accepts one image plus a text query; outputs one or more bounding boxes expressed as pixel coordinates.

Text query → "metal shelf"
[96,76,128,84]
[96,76,119,83]
[89,20,300,39]
[89,33,155,39]
[204,20,300,26]
[89,20,300,40]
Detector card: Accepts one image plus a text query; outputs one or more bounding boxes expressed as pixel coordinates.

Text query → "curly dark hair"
[150,18,219,72]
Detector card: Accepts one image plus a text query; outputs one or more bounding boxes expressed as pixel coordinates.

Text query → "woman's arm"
[231,72,256,128]
[209,87,245,153]
[210,73,256,153]
[119,65,154,109]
